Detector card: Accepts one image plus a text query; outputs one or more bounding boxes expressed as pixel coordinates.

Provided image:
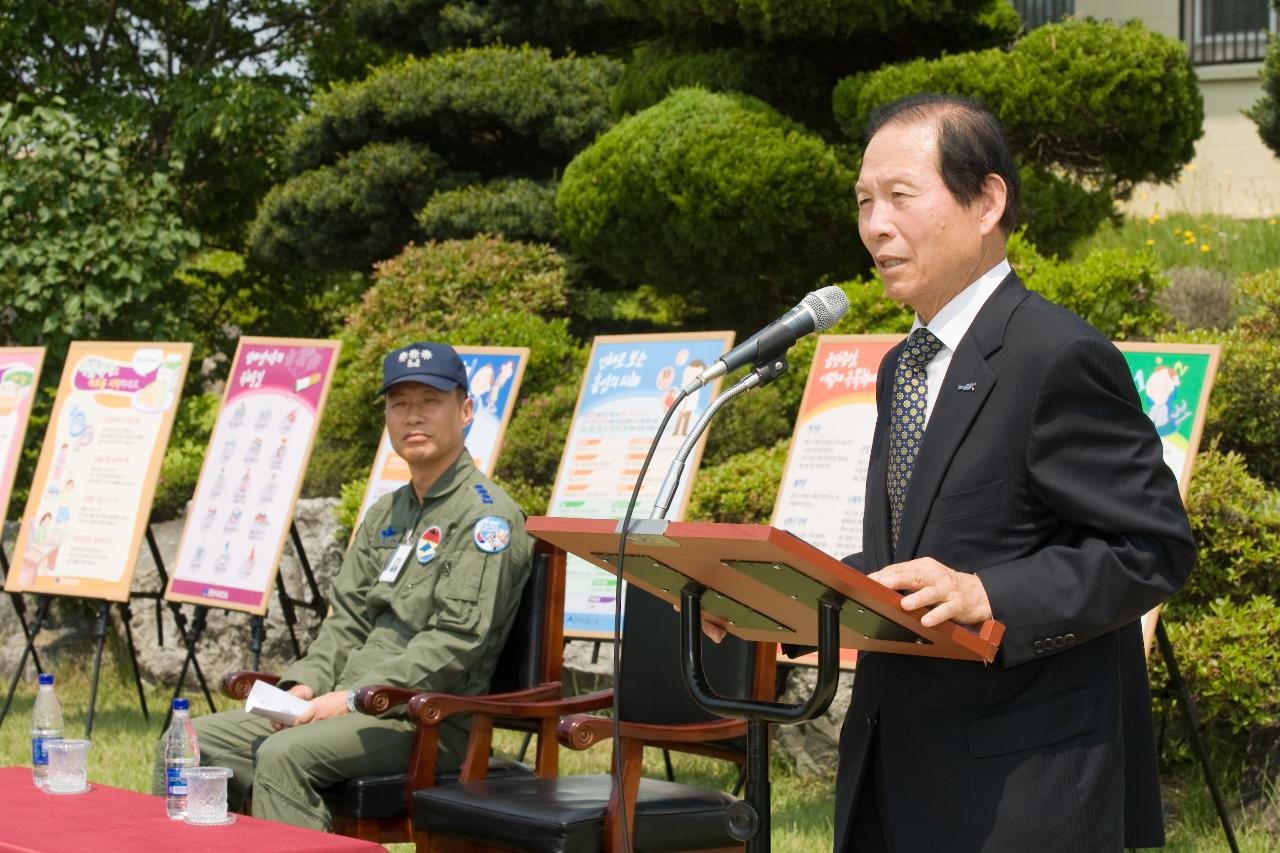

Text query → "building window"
[1182,0,1276,64]
[1011,0,1075,31]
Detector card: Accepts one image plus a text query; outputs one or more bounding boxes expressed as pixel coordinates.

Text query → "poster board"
[4,342,191,601]
[771,335,903,669]
[352,346,530,533]
[165,337,341,615]
[552,332,734,638]
[1117,343,1220,654]
[0,348,45,521]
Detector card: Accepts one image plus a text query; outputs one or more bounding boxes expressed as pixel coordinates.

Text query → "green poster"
[1118,344,1219,495]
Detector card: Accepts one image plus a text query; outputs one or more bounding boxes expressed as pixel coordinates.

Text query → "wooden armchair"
[407,587,775,853]
[221,541,566,843]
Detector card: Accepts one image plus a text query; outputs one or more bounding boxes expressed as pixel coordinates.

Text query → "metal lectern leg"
[679,584,844,852]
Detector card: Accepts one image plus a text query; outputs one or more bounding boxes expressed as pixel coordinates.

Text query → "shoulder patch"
[473,483,494,505]
[473,515,511,553]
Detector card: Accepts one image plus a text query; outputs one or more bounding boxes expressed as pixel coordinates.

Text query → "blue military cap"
[380,342,469,394]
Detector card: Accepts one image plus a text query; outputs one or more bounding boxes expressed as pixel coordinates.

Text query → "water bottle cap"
[38,673,53,686]
[172,698,189,711]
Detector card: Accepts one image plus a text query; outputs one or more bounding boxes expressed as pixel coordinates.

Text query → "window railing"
[1011,0,1075,30]
[1181,0,1275,65]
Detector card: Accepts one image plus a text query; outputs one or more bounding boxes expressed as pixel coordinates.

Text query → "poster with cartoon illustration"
[166,337,341,615]
[550,332,734,638]
[352,346,530,534]
[4,342,191,601]
[0,348,45,522]
[1117,342,1221,654]
[771,335,903,670]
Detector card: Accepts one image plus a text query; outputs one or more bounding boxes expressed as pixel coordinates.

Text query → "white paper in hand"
[244,680,312,726]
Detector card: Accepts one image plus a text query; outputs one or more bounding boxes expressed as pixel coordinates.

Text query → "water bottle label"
[166,766,189,797]
[32,737,49,766]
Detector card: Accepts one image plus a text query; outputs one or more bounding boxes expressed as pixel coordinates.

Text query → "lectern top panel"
[527,516,1003,663]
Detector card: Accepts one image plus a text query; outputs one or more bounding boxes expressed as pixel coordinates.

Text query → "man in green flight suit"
[154,341,532,831]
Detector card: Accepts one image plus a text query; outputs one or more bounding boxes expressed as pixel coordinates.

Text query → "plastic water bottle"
[164,698,200,819]
[30,672,63,789]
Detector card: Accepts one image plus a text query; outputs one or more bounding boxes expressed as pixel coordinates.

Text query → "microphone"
[682,285,850,393]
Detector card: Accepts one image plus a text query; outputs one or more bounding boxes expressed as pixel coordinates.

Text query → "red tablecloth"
[0,767,385,853]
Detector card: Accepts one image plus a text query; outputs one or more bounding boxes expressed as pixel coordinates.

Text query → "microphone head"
[802,285,851,331]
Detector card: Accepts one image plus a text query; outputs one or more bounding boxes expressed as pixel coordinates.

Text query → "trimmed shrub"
[1246,31,1280,158]
[834,20,1202,188]
[687,440,790,523]
[491,382,581,516]
[306,236,586,496]
[611,40,831,127]
[557,88,858,330]
[1024,248,1168,340]
[1179,447,1280,608]
[1018,164,1117,259]
[249,141,447,271]
[1159,267,1236,331]
[285,47,620,176]
[418,179,559,245]
[1154,596,1280,738]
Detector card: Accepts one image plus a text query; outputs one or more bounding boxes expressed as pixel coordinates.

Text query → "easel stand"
[84,598,150,737]
[1155,619,1239,853]
[0,538,50,728]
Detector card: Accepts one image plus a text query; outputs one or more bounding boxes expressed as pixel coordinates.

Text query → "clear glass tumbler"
[45,739,90,794]
[183,766,235,826]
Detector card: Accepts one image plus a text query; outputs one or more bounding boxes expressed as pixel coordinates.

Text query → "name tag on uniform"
[379,542,413,583]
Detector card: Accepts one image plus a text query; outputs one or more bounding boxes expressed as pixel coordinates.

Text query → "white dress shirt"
[912,259,1011,425]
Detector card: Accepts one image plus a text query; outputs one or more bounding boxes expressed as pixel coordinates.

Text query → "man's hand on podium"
[868,557,992,628]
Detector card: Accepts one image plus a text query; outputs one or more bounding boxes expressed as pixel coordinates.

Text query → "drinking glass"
[184,766,235,826]
[45,739,90,794]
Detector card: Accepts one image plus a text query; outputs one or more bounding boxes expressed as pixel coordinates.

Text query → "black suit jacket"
[834,274,1195,853]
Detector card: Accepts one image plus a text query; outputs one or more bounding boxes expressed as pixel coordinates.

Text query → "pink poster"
[166,337,341,615]
[0,348,44,520]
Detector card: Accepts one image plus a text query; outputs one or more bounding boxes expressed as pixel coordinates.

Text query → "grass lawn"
[1078,212,1280,281]
[0,661,1275,850]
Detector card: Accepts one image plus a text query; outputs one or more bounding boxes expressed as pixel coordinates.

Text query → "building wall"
[1075,0,1280,216]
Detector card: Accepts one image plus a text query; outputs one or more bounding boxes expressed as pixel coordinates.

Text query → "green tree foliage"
[350,0,638,56]
[0,1,374,247]
[604,0,1016,45]
[0,102,198,353]
[1246,2,1280,157]
[688,440,789,523]
[418,180,559,244]
[283,47,620,176]
[833,19,1204,255]
[307,236,586,495]
[557,88,859,330]
[253,46,619,271]
[251,141,450,271]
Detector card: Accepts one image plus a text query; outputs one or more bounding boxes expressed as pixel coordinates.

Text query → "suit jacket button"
[1065,633,1076,646]
[1033,640,1045,654]
[1054,635,1064,649]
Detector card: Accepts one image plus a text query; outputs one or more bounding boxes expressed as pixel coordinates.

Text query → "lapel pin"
[956,382,977,392]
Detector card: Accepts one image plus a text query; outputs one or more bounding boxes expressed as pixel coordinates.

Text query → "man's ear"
[460,393,474,429]
[977,173,1008,237]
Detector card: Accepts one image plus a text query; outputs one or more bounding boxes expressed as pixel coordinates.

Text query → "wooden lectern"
[527,515,1005,852]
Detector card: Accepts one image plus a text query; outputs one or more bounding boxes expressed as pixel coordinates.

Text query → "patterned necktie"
[887,327,944,551]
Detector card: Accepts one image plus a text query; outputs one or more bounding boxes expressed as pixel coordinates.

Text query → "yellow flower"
[1186,163,1198,172]
[1200,244,1210,253]
[1270,218,1278,225]
[1145,239,1155,247]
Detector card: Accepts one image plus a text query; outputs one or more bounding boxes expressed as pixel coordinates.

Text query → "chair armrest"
[222,670,279,700]
[557,714,748,750]
[409,688,613,727]
[355,681,562,716]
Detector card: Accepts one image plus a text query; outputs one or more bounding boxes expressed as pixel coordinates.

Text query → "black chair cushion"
[325,758,534,820]
[412,774,741,853]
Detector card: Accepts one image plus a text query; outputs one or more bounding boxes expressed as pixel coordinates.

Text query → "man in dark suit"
[837,94,1195,852]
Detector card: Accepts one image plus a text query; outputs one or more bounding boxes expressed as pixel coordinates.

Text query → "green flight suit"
[153,450,531,831]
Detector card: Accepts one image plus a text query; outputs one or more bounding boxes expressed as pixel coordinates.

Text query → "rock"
[772,664,854,780]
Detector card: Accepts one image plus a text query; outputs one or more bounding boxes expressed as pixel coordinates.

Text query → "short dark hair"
[865,94,1020,235]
